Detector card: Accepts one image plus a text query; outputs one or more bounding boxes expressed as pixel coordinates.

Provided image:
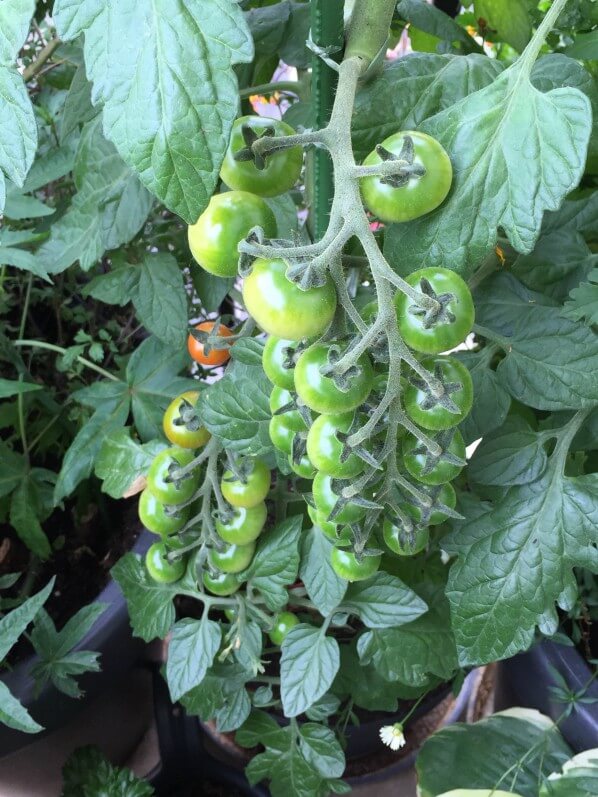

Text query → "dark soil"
[0,495,139,665]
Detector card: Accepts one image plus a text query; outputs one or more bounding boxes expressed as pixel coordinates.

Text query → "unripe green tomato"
[146,447,198,505]
[163,391,211,449]
[268,611,299,645]
[403,429,465,486]
[242,258,336,341]
[220,116,303,197]
[330,548,381,582]
[262,336,297,390]
[403,356,473,431]
[360,131,452,223]
[208,540,256,574]
[138,487,190,536]
[294,342,374,414]
[399,482,456,526]
[224,607,237,622]
[383,520,429,556]
[202,570,240,596]
[288,452,316,479]
[306,412,365,478]
[188,191,277,277]
[269,414,297,455]
[215,502,267,545]
[145,542,187,583]
[307,504,338,540]
[269,387,306,431]
[221,458,271,508]
[312,471,366,525]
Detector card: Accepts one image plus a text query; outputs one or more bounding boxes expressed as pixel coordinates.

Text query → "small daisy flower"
[379,722,406,751]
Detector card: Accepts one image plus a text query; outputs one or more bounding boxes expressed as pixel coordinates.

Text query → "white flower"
[379,722,406,751]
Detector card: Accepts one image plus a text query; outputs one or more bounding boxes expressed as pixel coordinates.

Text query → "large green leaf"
[0,0,37,210]
[468,417,549,487]
[166,617,222,702]
[280,624,340,717]
[94,429,164,498]
[246,515,302,610]
[384,56,591,275]
[396,0,483,53]
[299,527,347,616]
[445,461,598,665]
[352,53,501,161]
[454,350,511,445]
[417,712,571,797]
[54,0,254,223]
[341,571,427,629]
[473,0,532,52]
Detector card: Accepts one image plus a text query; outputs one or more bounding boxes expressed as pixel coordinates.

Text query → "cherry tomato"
[145,542,187,583]
[138,487,190,536]
[288,452,316,479]
[163,391,211,449]
[306,412,365,478]
[360,131,452,223]
[330,548,381,582]
[221,458,271,508]
[404,357,473,431]
[294,343,374,414]
[307,504,338,540]
[220,116,303,197]
[262,336,297,390]
[208,540,255,574]
[268,611,299,645]
[269,414,297,455]
[146,447,198,505]
[395,268,474,354]
[188,191,277,277]
[399,482,456,526]
[215,502,267,545]
[269,387,306,432]
[312,471,365,524]
[383,521,429,556]
[202,570,241,597]
[188,322,234,367]
[403,428,466,485]
[243,258,336,341]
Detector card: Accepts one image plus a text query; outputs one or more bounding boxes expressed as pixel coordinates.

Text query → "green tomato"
[220,116,303,197]
[138,487,190,536]
[262,336,297,390]
[294,342,374,414]
[330,548,381,582]
[312,471,365,525]
[306,412,365,478]
[399,482,456,526]
[243,258,336,341]
[146,447,198,505]
[403,429,466,485]
[221,458,271,508]
[395,267,474,355]
[208,540,256,574]
[269,386,306,432]
[307,504,338,540]
[163,391,211,449]
[188,191,277,277]
[145,542,187,583]
[202,570,240,597]
[268,611,300,645]
[288,452,316,479]
[215,502,267,545]
[269,414,297,455]
[404,356,473,431]
[360,131,452,223]
[383,520,429,556]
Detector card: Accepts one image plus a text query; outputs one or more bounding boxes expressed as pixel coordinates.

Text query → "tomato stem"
[344,0,397,66]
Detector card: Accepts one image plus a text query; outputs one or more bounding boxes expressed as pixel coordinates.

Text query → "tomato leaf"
[95,429,165,499]
[61,745,154,797]
[299,528,347,616]
[166,617,222,702]
[384,55,592,275]
[298,723,346,779]
[53,0,254,223]
[280,624,340,717]
[245,515,302,610]
[445,463,598,665]
[341,571,428,629]
[468,417,549,487]
[0,682,42,734]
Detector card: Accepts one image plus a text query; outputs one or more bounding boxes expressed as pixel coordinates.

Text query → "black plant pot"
[498,639,598,752]
[0,529,154,759]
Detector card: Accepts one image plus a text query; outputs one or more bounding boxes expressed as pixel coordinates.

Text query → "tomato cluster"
[141,122,474,592]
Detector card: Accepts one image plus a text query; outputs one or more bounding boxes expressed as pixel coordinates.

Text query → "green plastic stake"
[310,0,344,240]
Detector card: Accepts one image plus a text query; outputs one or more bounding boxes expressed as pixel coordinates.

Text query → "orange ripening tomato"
[187,322,233,367]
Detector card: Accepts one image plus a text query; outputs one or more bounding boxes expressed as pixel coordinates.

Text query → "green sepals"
[375,135,426,188]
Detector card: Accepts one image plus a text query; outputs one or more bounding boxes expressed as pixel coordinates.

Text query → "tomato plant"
[13,0,594,790]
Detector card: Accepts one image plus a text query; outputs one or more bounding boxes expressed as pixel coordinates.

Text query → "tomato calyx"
[375,135,426,188]
[408,364,464,416]
[406,428,465,476]
[408,276,458,330]
[188,318,234,356]
[318,342,370,394]
[171,396,204,433]
[234,122,276,170]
